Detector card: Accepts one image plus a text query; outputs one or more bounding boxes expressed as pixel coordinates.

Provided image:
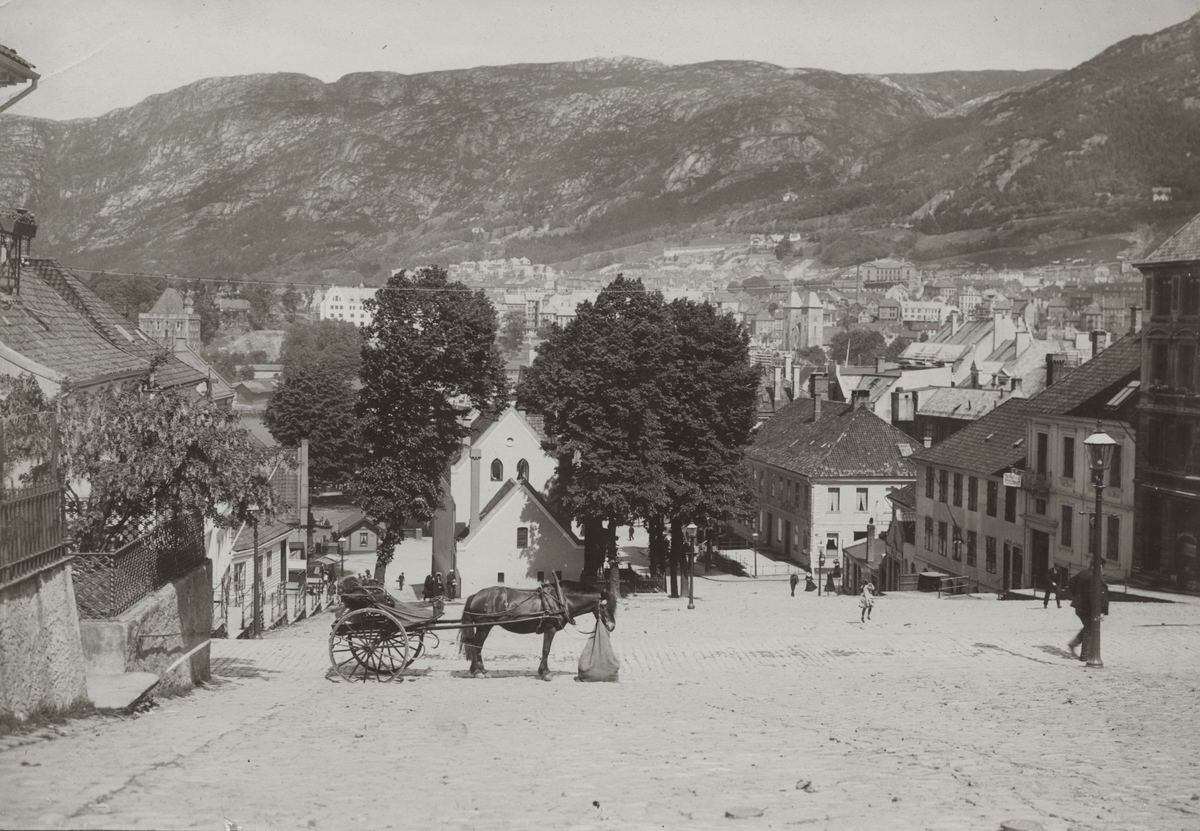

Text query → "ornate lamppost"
[685,522,698,610]
[1082,423,1117,668]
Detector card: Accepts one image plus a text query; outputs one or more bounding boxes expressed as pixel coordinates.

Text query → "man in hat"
[1067,564,1109,660]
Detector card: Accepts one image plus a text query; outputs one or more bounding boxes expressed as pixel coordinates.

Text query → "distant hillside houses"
[319,284,378,327]
[448,258,554,283]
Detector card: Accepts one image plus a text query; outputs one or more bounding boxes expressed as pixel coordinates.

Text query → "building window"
[985,537,997,573]
[516,527,529,548]
[1183,276,1200,317]
[925,466,934,499]
[1004,486,1017,523]
[856,488,868,512]
[829,488,841,512]
[938,521,947,556]
[360,532,369,547]
[1153,274,1172,316]
[1108,445,1122,487]
[925,517,933,551]
[1106,516,1120,560]
[537,571,545,583]
[968,476,978,511]
[795,481,802,508]
[264,554,270,577]
[986,480,998,517]
[1151,341,1169,385]
[1062,436,1075,480]
[938,469,948,503]
[497,572,505,583]
[826,533,839,553]
[952,473,963,507]
[1178,340,1196,392]
[517,459,529,481]
[1061,504,1073,547]
[1036,432,1049,474]
[966,530,977,566]
[952,527,963,561]
[491,459,504,481]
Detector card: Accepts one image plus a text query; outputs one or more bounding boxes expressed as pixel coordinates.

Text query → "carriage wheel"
[328,607,411,682]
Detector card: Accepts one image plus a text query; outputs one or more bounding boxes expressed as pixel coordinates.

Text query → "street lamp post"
[751,531,759,578]
[333,530,344,580]
[251,511,261,639]
[685,522,698,610]
[1083,422,1117,668]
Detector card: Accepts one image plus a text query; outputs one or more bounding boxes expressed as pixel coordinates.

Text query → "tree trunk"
[581,515,606,580]
[668,516,682,598]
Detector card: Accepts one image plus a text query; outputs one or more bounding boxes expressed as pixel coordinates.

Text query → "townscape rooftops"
[911,397,1034,476]
[1136,211,1200,265]
[3,259,204,390]
[916,387,1004,419]
[748,398,917,479]
[887,482,917,510]
[1021,334,1142,420]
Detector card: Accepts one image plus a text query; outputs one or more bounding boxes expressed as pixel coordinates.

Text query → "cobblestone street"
[2,577,1199,831]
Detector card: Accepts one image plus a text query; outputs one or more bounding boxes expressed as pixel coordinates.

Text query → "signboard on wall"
[1002,471,1022,488]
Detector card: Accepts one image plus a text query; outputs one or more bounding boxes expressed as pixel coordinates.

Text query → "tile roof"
[1,259,203,390]
[1021,335,1142,420]
[916,387,1004,419]
[911,397,1033,475]
[887,482,917,510]
[146,288,186,316]
[747,398,917,479]
[1136,211,1200,265]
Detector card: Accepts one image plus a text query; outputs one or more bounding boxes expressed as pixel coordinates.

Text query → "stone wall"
[79,561,212,695]
[0,563,88,720]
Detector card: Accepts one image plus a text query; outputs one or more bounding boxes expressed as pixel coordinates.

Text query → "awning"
[317,555,339,565]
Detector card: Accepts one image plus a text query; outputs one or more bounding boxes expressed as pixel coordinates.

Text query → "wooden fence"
[0,412,71,591]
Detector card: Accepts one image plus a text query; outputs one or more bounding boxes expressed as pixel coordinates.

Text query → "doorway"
[1031,530,1050,590]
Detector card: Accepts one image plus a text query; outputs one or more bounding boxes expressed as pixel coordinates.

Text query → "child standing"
[859,581,876,622]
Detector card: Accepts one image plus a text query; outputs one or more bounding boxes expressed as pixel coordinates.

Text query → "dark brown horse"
[459,580,616,679]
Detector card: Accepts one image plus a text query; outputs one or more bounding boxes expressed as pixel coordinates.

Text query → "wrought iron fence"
[0,411,70,590]
[73,513,206,618]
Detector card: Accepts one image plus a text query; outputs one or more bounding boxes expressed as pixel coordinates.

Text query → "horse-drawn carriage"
[328,575,615,681]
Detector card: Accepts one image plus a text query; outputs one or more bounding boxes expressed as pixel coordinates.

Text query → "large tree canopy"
[354,266,508,572]
[264,364,362,489]
[826,327,905,366]
[1,372,281,552]
[518,276,757,583]
[277,319,363,380]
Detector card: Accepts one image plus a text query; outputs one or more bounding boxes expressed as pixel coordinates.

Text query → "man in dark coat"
[422,573,435,600]
[446,570,458,600]
[1067,564,1110,660]
[434,571,445,598]
[1044,566,1061,609]
[790,573,800,597]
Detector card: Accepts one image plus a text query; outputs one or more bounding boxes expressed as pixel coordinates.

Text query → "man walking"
[1067,564,1109,660]
[790,572,800,597]
[1044,566,1061,609]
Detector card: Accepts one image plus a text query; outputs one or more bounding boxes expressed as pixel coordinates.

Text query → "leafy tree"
[518,275,674,579]
[794,345,827,366]
[278,319,363,380]
[193,289,221,345]
[774,237,795,260]
[281,283,302,323]
[655,299,759,591]
[354,266,508,579]
[498,308,527,356]
[241,282,275,330]
[265,364,362,489]
[826,327,890,366]
[2,371,281,552]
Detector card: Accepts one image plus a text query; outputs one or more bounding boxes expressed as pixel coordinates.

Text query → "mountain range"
[0,13,1197,283]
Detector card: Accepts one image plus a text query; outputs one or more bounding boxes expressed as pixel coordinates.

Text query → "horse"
[459,580,616,679]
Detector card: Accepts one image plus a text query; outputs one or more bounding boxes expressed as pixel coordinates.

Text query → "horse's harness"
[467,576,602,632]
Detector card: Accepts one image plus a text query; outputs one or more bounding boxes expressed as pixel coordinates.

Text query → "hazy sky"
[3,0,1199,121]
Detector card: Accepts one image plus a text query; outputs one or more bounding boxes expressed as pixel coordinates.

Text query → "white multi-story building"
[319,284,379,327]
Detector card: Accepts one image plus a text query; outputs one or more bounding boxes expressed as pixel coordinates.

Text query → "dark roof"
[1021,335,1142,421]
[887,483,917,510]
[912,397,1034,476]
[747,398,917,479]
[2,259,204,390]
[1137,212,1200,266]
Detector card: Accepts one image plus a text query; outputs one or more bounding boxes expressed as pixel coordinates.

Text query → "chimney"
[1046,353,1060,388]
[852,389,870,410]
[469,447,483,530]
[950,309,961,336]
[1014,323,1032,356]
[1090,329,1104,358]
[809,369,827,401]
[1010,377,1023,397]
[1129,304,1143,335]
[867,517,876,565]
[970,363,980,389]
[793,365,802,398]
[876,356,886,373]
[785,354,794,384]
[774,366,783,400]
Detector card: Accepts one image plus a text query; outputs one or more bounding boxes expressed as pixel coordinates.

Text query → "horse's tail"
[457,593,476,656]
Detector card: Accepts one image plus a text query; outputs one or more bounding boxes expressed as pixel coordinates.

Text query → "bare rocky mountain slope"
[1,13,1197,282]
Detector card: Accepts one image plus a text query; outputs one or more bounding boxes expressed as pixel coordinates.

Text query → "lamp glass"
[685,522,698,541]
[1083,429,1117,472]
